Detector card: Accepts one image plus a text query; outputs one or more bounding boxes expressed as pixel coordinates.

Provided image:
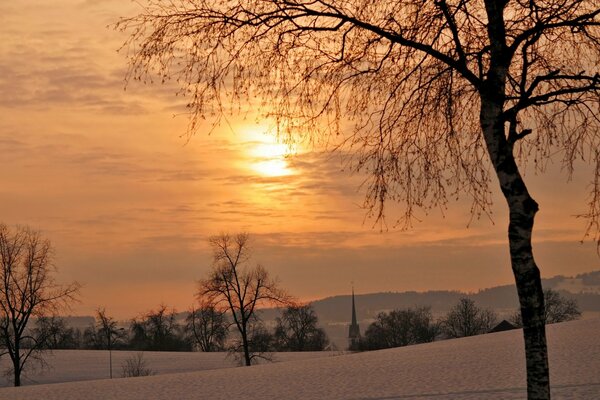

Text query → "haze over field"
[0,350,336,387]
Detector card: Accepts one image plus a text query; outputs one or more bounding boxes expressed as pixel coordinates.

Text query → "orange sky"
[1,0,598,319]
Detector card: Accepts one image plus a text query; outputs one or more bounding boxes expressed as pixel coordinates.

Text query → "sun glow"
[240,126,297,177]
[254,158,292,177]
[251,143,293,177]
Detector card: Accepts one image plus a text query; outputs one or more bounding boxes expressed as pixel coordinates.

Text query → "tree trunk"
[13,355,21,387]
[241,326,251,366]
[480,96,550,399]
[509,204,550,399]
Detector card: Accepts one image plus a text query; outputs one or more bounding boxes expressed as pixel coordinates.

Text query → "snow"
[1,318,599,399]
[0,350,336,386]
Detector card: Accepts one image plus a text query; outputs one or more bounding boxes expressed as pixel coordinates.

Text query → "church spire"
[348,285,360,349]
[351,286,358,327]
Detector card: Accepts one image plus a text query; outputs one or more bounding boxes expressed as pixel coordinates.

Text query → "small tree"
[96,308,124,349]
[362,307,438,350]
[82,324,103,349]
[121,352,154,378]
[95,308,127,379]
[245,320,275,361]
[34,316,79,350]
[199,233,291,366]
[544,289,582,324]
[129,305,189,351]
[0,223,79,386]
[512,289,581,327]
[441,298,497,338]
[185,302,229,352]
[274,304,329,351]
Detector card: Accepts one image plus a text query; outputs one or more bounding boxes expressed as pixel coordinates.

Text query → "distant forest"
[294,271,600,348]
[307,270,600,324]
[59,271,599,350]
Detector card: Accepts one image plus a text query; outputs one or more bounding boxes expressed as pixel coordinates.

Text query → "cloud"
[0,0,178,116]
[0,136,29,157]
[2,0,598,320]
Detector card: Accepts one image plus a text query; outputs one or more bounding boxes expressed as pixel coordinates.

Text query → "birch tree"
[118,1,600,397]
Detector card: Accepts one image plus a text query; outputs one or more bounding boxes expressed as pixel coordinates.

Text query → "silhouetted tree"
[511,289,581,327]
[82,324,104,349]
[362,307,438,350]
[95,308,128,378]
[34,316,79,349]
[129,305,189,351]
[121,352,154,377]
[198,233,291,365]
[274,304,329,351]
[247,321,275,354]
[119,2,600,397]
[95,309,124,349]
[442,298,497,338]
[185,302,229,352]
[128,318,147,350]
[0,223,79,386]
[543,289,582,324]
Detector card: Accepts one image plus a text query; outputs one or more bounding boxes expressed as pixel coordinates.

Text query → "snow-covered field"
[0,349,338,387]
[1,318,599,399]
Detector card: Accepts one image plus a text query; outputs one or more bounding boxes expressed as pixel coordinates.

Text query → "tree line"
[28,288,582,355]
[357,292,581,351]
[30,303,329,355]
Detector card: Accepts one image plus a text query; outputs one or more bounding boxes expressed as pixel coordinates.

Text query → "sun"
[250,143,293,177]
[238,123,297,177]
[253,158,292,177]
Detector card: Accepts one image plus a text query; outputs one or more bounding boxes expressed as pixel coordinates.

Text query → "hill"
[313,270,600,322]
[2,318,598,399]
[306,270,600,348]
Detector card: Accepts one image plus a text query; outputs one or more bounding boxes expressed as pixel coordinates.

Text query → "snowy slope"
[1,318,599,400]
[0,349,337,387]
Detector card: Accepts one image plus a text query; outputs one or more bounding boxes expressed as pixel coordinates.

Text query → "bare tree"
[231,319,276,365]
[544,289,582,324]
[96,308,127,378]
[186,302,229,352]
[130,305,189,351]
[82,323,104,349]
[441,297,498,338]
[511,289,582,326]
[119,1,600,397]
[0,223,79,386]
[96,308,121,349]
[274,304,329,351]
[34,316,79,349]
[121,352,154,378]
[199,233,291,366]
[363,306,439,350]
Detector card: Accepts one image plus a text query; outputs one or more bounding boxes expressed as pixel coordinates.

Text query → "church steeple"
[348,286,360,349]
[351,287,358,327]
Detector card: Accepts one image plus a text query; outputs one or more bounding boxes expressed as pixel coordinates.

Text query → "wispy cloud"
[0,0,596,319]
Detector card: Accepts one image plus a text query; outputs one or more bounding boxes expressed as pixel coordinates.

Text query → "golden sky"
[1,0,598,318]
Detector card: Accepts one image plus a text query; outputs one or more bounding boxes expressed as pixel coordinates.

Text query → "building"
[348,287,361,350]
[489,319,518,333]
